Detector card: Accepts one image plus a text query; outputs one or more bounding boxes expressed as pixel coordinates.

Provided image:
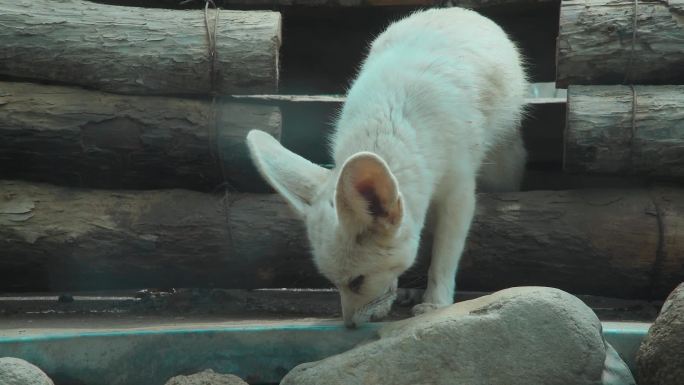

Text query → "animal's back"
[335,7,527,192]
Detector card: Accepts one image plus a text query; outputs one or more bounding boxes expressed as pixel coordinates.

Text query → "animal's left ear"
[246,130,329,216]
[335,152,403,233]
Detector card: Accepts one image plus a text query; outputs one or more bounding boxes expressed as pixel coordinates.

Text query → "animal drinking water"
[247,7,527,328]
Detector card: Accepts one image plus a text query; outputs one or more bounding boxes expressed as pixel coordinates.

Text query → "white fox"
[247,7,527,328]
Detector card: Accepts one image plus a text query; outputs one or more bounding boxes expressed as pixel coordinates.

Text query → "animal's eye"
[348,275,365,293]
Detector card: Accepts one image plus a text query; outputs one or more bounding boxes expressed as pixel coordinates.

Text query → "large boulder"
[0,357,54,385]
[281,287,624,385]
[636,282,684,385]
[164,369,249,385]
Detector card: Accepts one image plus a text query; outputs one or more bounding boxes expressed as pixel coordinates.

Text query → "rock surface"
[164,369,249,385]
[636,282,684,385]
[0,357,54,385]
[281,287,611,385]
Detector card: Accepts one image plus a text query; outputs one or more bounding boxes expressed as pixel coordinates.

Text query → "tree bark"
[0,82,281,191]
[564,85,684,178]
[1,180,681,299]
[0,0,281,95]
[556,0,684,87]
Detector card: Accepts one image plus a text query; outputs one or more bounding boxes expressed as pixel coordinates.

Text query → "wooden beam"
[0,0,281,95]
[0,82,281,191]
[232,82,567,104]
[1,180,681,299]
[557,0,684,86]
[564,85,684,178]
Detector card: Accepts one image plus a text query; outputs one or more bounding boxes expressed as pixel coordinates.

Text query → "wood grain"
[0,82,281,191]
[1,181,681,299]
[565,85,684,178]
[0,0,281,95]
[557,0,684,86]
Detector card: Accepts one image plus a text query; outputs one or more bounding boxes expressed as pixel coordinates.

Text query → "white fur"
[247,7,527,327]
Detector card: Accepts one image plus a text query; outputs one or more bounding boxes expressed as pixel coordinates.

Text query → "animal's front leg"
[413,180,476,315]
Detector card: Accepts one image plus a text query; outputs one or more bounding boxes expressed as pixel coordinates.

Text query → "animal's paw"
[411,302,444,316]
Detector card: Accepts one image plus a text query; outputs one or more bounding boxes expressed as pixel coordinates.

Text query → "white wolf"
[247,7,527,328]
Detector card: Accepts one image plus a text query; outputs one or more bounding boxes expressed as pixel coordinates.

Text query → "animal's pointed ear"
[246,130,329,216]
[336,152,403,233]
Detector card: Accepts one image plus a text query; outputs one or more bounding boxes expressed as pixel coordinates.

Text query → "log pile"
[1,180,682,299]
[555,0,684,302]
[0,0,283,192]
[0,0,682,302]
[559,2,684,179]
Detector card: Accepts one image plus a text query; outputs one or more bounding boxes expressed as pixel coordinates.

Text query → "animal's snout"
[342,289,397,329]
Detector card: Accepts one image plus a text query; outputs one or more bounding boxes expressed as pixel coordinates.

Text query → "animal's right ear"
[246,130,329,216]
[335,152,403,234]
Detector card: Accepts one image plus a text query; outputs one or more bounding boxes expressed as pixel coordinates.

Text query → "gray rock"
[165,369,248,385]
[0,357,54,385]
[636,282,684,385]
[281,287,609,385]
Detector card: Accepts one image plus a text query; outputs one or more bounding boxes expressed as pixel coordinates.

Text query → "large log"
[0,82,281,191]
[564,85,684,178]
[0,0,281,95]
[91,0,556,8]
[556,0,684,87]
[1,180,682,299]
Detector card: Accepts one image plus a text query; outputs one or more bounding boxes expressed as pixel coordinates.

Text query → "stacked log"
[556,0,684,87]
[1,180,682,299]
[564,85,684,178]
[91,0,556,8]
[0,82,281,191]
[0,0,281,95]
